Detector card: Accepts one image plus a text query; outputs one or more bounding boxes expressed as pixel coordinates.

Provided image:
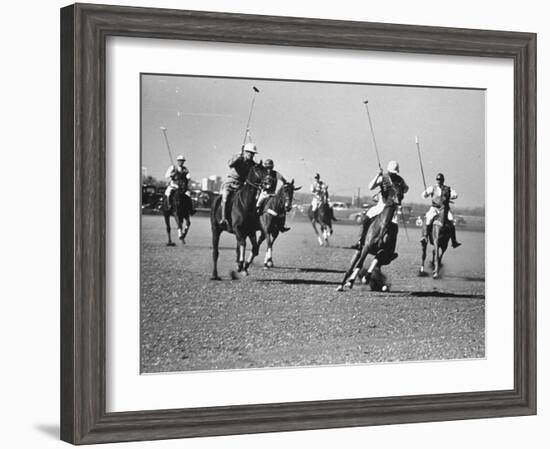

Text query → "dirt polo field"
[141,214,485,373]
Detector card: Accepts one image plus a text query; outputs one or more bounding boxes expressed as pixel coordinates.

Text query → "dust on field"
[141,215,485,373]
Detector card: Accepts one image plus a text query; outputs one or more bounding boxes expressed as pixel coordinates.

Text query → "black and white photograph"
[140,74,485,373]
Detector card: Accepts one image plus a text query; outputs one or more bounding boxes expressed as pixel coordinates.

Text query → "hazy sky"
[141,74,485,207]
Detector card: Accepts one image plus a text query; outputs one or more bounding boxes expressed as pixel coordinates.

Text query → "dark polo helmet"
[264,159,274,168]
[436,173,445,182]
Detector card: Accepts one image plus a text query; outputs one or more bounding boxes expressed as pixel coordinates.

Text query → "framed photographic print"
[60,3,536,445]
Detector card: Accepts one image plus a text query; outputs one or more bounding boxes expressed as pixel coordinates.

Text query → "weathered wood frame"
[60,3,536,444]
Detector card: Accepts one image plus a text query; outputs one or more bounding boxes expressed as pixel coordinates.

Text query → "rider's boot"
[421,222,434,245]
[220,198,230,227]
[350,216,371,250]
[164,192,173,212]
[451,224,462,248]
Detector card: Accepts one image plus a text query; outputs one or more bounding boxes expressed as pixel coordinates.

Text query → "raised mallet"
[160,126,174,166]
[242,86,260,146]
[415,136,427,191]
[363,100,382,171]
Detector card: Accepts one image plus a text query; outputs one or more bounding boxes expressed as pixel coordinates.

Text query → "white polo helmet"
[243,142,258,154]
[176,154,186,161]
[387,160,399,174]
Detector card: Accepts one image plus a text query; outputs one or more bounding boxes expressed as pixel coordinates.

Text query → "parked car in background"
[331,201,348,211]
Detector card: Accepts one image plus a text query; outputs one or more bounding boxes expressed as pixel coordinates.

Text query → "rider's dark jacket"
[228,154,258,183]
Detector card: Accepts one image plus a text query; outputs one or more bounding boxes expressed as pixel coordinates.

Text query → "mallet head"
[253,86,260,93]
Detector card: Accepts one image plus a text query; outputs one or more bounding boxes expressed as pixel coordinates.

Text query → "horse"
[210,164,266,280]
[307,202,336,246]
[337,202,399,292]
[258,180,301,269]
[163,187,193,246]
[420,188,452,279]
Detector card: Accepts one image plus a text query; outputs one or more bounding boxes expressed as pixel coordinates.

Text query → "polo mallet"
[363,100,383,171]
[415,136,427,191]
[160,126,174,166]
[242,86,260,147]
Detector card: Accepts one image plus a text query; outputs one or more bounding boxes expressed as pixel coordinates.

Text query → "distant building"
[201,175,222,192]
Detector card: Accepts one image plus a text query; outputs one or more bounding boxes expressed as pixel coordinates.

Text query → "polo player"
[351,160,409,250]
[256,159,291,232]
[310,173,329,213]
[219,142,260,226]
[164,154,190,209]
[421,173,461,248]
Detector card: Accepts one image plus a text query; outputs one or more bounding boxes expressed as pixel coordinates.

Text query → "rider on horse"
[256,159,291,233]
[310,173,329,214]
[351,160,409,250]
[164,154,191,210]
[420,173,461,248]
[219,142,260,227]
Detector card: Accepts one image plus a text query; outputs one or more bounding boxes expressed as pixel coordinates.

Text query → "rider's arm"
[450,188,458,200]
[401,179,409,194]
[368,173,382,191]
[165,165,175,179]
[228,154,242,168]
[422,185,433,198]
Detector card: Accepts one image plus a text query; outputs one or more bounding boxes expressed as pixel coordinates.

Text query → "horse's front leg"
[164,214,175,247]
[236,237,246,273]
[243,233,260,274]
[322,226,330,246]
[337,248,365,291]
[211,228,221,280]
[433,245,440,279]
[419,239,428,275]
[263,233,275,269]
[179,215,191,243]
[311,219,323,246]
[361,258,379,285]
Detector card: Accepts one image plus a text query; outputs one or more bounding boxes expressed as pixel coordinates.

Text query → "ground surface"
[141,215,485,373]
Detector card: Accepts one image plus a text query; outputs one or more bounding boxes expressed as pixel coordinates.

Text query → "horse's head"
[246,163,267,188]
[282,179,302,212]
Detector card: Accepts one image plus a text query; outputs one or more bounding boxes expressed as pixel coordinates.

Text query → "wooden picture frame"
[60,3,536,444]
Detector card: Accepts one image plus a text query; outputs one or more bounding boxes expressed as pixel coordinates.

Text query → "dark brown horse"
[258,180,301,268]
[210,164,266,280]
[337,202,399,292]
[307,202,336,246]
[163,187,193,246]
[420,188,452,279]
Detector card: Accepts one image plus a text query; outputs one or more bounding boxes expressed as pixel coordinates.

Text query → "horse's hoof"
[229,270,239,280]
[166,242,176,247]
[345,281,353,290]
[210,276,221,281]
[241,269,249,277]
[418,270,428,277]
[433,273,439,279]
[336,285,344,292]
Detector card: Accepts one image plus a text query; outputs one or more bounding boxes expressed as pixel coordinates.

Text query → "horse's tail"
[330,206,338,221]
